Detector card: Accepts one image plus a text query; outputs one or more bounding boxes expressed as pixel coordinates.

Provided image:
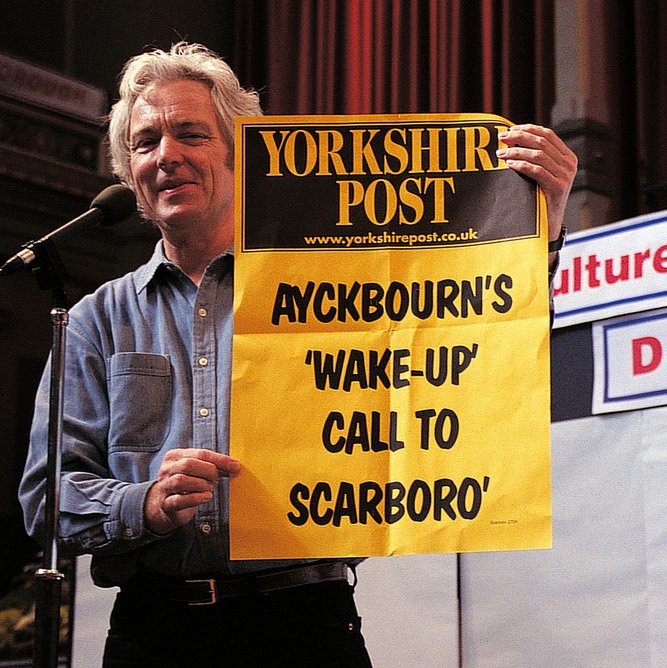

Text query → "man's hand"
[144,449,240,535]
[497,124,578,263]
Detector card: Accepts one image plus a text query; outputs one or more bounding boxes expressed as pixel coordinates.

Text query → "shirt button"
[200,522,212,534]
[198,308,208,317]
[199,407,210,417]
[123,527,133,538]
[198,357,209,367]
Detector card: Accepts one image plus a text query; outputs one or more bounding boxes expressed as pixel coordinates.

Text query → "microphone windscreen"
[91,184,137,226]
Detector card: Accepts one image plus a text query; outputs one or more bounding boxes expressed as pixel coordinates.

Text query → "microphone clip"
[11,238,71,307]
[30,238,70,291]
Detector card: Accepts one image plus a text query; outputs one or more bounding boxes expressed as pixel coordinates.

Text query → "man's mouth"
[158,180,195,193]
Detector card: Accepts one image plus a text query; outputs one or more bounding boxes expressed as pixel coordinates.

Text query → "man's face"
[128,79,234,238]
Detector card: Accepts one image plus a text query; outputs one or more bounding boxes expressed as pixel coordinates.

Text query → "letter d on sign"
[632,336,662,375]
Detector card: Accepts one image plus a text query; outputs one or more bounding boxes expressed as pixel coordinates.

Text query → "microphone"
[0,184,137,276]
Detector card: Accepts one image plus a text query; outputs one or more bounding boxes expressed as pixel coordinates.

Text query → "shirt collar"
[134,240,234,294]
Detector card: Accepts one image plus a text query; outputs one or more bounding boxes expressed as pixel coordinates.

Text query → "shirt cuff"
[111,480,163,544]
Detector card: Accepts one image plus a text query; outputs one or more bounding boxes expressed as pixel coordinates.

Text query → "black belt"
[122,562,350,606]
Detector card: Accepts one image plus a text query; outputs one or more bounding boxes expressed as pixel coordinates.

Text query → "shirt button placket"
[193,281,219,533]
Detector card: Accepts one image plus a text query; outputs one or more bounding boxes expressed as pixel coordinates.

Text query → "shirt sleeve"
[19,320,164,557]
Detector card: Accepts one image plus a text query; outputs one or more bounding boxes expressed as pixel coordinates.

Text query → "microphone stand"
[29,239,70,668]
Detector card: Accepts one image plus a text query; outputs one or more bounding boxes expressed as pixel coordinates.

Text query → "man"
[20,42,577,667]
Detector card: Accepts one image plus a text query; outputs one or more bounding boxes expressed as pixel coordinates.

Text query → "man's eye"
[132,138,157,151]
[182,133,208,141]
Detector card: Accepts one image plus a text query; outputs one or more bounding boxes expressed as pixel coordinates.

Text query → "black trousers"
[102,579,374,667]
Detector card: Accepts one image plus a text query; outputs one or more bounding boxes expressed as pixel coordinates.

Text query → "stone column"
[551,0,617,232]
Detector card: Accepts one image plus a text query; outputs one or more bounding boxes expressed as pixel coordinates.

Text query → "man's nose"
[157,136,183,170]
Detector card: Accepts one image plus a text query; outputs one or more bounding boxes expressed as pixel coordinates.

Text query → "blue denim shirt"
[20,241,315,587]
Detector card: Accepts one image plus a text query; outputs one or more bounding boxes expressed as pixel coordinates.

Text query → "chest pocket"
[108,352,172,451]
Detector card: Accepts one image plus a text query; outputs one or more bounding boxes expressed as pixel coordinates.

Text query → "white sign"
[553,211,667,329]
[592,307,667,413]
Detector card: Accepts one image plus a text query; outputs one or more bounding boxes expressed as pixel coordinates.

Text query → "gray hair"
[108,41,262,186]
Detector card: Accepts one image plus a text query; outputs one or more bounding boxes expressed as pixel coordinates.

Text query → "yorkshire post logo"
[237,114,539,252]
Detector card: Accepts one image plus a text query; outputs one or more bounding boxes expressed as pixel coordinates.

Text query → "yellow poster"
[230,114,551,559]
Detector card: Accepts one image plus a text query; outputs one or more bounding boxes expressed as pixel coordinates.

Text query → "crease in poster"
[230,114,552,559]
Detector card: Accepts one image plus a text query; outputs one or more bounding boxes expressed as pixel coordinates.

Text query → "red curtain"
[232,0,667,220]
[233,0,554,125]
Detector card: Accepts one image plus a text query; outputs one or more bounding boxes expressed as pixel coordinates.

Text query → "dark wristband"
[548,226,567,252]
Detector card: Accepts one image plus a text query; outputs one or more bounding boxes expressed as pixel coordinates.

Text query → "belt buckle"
[186,578,218,606]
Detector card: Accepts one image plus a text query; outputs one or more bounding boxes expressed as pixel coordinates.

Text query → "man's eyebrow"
[130,119,215,139]
[130,125,154,139]
[174,119,214,132]
[129,121,159,140]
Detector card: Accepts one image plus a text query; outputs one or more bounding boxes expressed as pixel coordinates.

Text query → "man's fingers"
[146,449,241,534]
[162,489,214,513]
[163,448,241,477]
[497,124,577,238]
[499,126,577,171]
